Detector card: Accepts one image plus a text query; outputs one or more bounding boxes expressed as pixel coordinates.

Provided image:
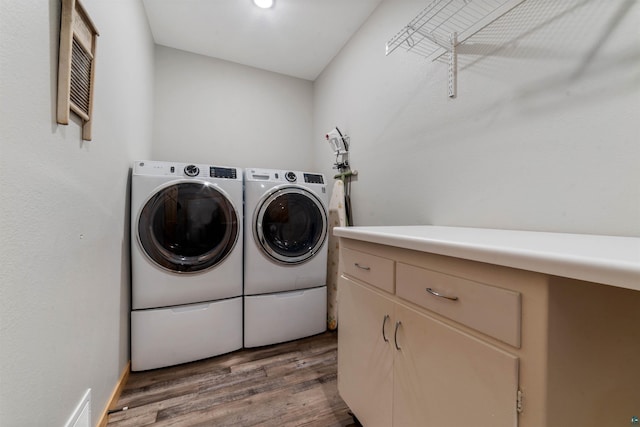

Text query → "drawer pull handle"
[354,263,371,271]
[426,287,459,301]
[382,314,390,342]
[394,321,402,351]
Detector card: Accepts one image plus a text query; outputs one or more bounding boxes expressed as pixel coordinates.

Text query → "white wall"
[313,0,640,236]
[151,45,315,171]
[0,0,154,425]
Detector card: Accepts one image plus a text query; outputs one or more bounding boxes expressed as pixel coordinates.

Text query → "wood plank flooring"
[107,332,358,427]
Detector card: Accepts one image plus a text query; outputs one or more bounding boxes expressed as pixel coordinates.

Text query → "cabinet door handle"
[394,321,402,351]
[382,314,390,342]
[354,263,371,271]
[426,287,459,301]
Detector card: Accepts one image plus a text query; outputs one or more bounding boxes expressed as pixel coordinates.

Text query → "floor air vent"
[64,389,91,427]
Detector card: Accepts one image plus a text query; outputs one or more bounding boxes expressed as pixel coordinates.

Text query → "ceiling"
[142,0,384,81]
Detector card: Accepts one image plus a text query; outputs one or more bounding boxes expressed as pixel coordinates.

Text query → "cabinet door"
[393,304,519,427]
[338,276,394,427]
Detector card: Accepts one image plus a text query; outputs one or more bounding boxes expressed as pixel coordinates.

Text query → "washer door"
[254,186,327,264]
[137,180,239,273]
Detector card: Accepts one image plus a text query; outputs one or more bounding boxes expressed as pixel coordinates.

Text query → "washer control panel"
[304,173,324,184]
[245,169,325,185]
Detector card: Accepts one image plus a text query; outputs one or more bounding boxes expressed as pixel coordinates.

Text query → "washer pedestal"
[244,287,327,348]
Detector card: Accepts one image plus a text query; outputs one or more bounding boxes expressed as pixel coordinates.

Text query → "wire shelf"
[386,0,525,60]
[385,0,526,97]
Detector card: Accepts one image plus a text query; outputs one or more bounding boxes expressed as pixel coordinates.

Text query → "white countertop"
[333,226,640,291]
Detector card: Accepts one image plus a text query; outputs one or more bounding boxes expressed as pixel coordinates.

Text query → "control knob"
[184,165,199,177]
[285,171,297,182]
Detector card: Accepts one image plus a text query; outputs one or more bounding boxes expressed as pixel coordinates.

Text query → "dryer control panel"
[210,167,238,179]
[134,160,241,181]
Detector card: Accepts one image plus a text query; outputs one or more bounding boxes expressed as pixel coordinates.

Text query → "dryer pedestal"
[132,297,242,371]
[244,286,327,348]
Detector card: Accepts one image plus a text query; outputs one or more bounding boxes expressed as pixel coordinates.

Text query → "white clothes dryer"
[130,160,243,370]
[243,168,329,347]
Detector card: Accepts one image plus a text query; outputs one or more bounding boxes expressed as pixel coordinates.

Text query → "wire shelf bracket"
[385,0,527,98]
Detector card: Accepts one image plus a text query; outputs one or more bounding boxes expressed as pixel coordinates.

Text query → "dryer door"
[137,180,239,273]
[254,186,328,264]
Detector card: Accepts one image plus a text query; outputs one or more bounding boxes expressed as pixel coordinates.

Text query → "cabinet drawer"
[396,263,521,347]
[342,247,395,293]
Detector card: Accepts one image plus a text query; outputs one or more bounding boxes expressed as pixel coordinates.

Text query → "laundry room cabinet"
[338,257,518,427]
[393,301,518,427]
[338,275,394,426]
[335,227,640,427]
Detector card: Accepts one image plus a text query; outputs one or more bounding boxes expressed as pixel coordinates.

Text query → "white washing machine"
[130,160,243,370]
[244,168,329,347]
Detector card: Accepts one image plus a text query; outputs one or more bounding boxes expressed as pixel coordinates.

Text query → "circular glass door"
[137,180,239,273]
[254,186,327,264]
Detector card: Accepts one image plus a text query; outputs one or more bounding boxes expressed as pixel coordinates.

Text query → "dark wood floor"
[107,331,357,427]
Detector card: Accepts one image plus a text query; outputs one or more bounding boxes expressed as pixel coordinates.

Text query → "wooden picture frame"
[57,0,99,141]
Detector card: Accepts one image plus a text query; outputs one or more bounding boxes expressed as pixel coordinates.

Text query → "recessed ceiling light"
[253,0,274,9]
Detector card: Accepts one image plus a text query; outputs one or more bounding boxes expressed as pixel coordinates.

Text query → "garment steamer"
[325,127,356,226]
